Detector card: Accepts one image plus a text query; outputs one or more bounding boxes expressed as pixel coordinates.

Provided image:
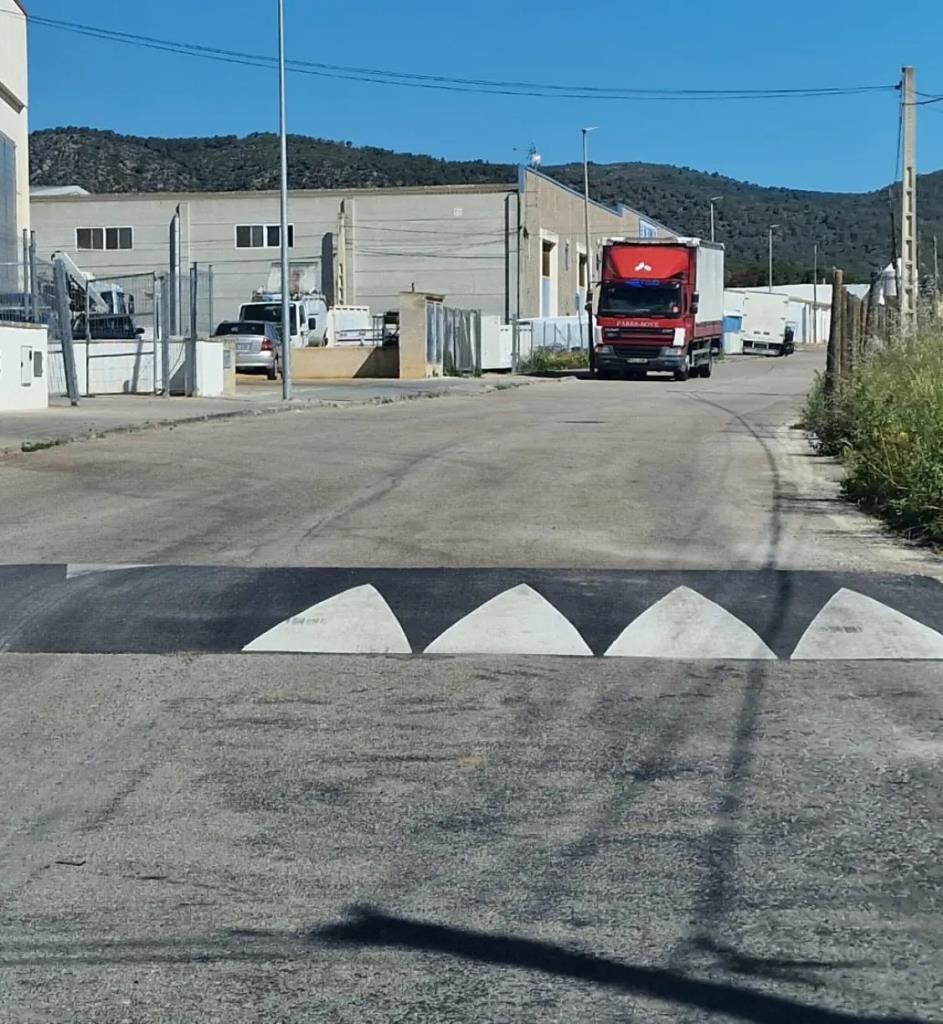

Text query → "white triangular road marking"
[424,584,592,656]
[243,584,411,654]
[791,588,943,660]
[604,586,777,660]
[67,563,151,579]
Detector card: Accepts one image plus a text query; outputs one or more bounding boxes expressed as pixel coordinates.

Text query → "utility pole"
[933,234,939,307]
[277,0,292,400]
[709,196,721,243]
[900,65,917,330]
[768,224,779,293]
[582,126,598,370]
[813,242,818,346]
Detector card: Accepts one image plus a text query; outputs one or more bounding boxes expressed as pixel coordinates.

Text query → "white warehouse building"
[30,167,674,326]
[1,0,30,291]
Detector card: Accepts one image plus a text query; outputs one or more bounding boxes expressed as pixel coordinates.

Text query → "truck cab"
[238,294,328,348]
[593,240,723,381]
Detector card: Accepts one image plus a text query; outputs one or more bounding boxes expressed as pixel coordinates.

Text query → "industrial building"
[0,0,30,291]
[30,167,674,325]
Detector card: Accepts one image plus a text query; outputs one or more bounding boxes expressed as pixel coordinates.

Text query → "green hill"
[29,127,943,283]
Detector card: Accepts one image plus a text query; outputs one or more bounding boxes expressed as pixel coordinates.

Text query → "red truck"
[593,238,724,380]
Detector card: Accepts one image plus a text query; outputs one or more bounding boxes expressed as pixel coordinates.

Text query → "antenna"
[528,143,542,168]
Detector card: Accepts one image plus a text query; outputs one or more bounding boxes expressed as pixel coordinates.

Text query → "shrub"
[520,348,590,373]
[803,330,943,542]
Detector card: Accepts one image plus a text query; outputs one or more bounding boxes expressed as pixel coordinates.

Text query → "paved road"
[1,655,941,1022]
[0,351,936,574]
[1,352,942,1022]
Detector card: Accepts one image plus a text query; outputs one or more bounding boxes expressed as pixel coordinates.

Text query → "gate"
[425,303,482,375]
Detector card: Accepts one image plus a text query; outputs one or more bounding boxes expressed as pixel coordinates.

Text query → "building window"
[540,237,558,317]
[578,252,587,289]
[541,239,554,278]
[0,132,16,291]
[76,226,133,251]
[235,224,294,249]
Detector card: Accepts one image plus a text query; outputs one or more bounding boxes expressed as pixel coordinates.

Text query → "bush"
[802,331,943,542]
[520,348,589,373]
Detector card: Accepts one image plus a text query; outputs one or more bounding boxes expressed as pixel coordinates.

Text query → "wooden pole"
[900,66,918,330]
[858,294,868,360]
[841,291,855,378]
[825,269,843,397]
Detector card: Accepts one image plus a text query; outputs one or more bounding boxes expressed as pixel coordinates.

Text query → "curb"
[4,377,549,459]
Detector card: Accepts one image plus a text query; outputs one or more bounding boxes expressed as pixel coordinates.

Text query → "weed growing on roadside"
[802,330,943,542]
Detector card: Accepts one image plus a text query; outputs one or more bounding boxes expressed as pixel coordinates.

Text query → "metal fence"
[5,233,222,402]
[426,303,482,375]
[525,315,589,352]
[173,265,216,339]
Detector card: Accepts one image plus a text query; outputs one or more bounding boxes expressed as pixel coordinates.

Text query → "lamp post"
[768,224,779,293]
[582,126,599,369]
[709,196,721,243]
[277,0,292,400]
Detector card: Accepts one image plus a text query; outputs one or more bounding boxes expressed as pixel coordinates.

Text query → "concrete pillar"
[398,291,443,379]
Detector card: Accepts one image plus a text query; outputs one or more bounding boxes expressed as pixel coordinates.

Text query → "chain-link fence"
[0,248,58,331]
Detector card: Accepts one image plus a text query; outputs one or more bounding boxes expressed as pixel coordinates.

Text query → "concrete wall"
[30,184,515,325]
[292,345,398,379]
[518,169,674,319]
[47,339,227,396]
[348,190,511,317]
[0,0,29,287]
[0,323,47,411]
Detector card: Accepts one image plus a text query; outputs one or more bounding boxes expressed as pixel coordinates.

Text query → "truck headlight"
[596,345,613,355]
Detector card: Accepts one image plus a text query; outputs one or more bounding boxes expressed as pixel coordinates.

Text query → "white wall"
[0,0,29,287]
[0,323,48,410]
[47,339,226,397]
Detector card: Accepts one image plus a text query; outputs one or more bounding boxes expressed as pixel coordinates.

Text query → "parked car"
[214,320,281,379]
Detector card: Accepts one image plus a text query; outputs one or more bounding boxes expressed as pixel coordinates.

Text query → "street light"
[277,0,292,400]
[709,196,721,243]
[582,127,598,367]
[768,224,780,293]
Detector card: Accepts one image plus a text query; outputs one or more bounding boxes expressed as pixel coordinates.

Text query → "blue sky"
[22,0,943,194]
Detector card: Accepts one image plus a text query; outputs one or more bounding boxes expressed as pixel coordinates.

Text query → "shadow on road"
[313,907,925,1024]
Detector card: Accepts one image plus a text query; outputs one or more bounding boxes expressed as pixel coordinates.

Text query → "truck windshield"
[241,304,298,334]
[598,282,683,318]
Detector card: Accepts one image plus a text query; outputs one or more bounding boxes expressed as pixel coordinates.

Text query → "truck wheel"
[673,351,691,381]
[699,353,713,378]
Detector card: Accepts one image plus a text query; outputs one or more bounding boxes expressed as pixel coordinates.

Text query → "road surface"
[1,352,941,1023]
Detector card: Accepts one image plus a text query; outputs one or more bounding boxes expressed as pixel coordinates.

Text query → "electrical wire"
[8,10,898,103]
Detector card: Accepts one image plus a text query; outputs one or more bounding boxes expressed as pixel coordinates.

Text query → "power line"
[10,11,898,103]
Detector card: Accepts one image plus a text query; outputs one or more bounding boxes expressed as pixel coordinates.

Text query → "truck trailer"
[730,290,791,356]
[593,238,724,380]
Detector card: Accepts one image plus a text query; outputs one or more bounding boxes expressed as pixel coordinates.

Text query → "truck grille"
[609,345,664,360]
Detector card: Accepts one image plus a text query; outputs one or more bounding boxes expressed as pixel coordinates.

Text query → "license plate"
[237,342,254,353]
[625,357,647,364]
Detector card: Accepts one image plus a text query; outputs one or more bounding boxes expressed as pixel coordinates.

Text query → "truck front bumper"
[595,347,684,373]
